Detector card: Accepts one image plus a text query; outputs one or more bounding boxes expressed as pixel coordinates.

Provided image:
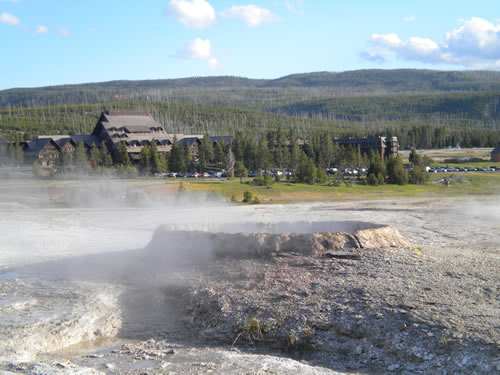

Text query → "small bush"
[367,173,378,185]
[377,172,385,185]
[242,190,253,203]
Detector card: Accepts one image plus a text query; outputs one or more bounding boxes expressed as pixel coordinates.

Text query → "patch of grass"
[233,316,270,347]
[181,173,500,203]
[432,162,500,168]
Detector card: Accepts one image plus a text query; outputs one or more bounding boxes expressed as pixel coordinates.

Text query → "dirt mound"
[146,222,410,262]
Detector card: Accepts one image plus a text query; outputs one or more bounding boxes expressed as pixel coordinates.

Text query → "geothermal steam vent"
[146,221,410,261]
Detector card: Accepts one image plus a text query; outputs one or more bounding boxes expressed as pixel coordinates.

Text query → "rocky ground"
[0,197,499,374]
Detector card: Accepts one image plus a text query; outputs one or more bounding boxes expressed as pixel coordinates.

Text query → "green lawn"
[173,172,500,203]
[431,161,500,168]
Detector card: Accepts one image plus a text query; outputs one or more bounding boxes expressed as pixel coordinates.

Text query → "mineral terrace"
[0,198,499,374]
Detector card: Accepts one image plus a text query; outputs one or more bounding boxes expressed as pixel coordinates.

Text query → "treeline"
[4,70,500,108]
[273,91,500,123]
[1,100,499,150]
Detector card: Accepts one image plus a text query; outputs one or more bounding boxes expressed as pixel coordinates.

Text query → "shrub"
[367,173,378,185]
[242,190,253,203]
[377,172,385,185]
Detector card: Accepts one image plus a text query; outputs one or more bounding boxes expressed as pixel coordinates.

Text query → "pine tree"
[408,149,428,185]
[73,140,89,173]
[316,166,327,184]
[150,141,163,174]
[198,133,214,172]
[113,142,131,167]
[138,144,151,175]
[288,128,300,173]
[89,144,101,169]
[57,150,73,174]
[296,151,316,184]
[168,136,184,172]
[214,138,225,166]
[100,141,113,168]
[234,160,247,183]
[243,137,258,171]
[256,136,271,171]
[182,144,193,172]
[386,156,408,185]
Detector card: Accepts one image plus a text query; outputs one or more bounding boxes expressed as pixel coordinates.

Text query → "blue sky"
[1,0,499,89]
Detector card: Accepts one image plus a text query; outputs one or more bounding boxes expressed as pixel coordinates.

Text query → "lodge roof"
[24,138,59,156]
[101,111,164,134]
[55,138,76,148]
[71,135,100,148]
[210,136,233,143]
[178,137,202,146]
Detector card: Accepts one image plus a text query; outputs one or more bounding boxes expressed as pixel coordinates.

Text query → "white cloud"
[35,25,48,34]
[403,36,440,60]
[167,0,216,29]
[220,5,282,28]
[183,37,212,59]
[444,17,500,60]
[364,17,500,68]
[88,26,100,33]
[178,38,220,70]
[58,27,70,37]
[404,15,415,22]
[370,33,402,49]
[0,12,20,25]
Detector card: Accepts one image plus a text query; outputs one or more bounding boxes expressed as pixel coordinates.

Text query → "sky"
[1,0,499,89]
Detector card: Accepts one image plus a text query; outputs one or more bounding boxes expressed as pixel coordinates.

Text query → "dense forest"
[0,69,499,150]
[0,100,498,150]
[3,70,500,108]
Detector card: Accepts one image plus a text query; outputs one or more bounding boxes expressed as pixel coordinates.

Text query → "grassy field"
[399,147,494,162]
[171,171,500,203]
[430,161,500,168]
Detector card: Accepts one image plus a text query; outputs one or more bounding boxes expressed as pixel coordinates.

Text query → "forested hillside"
[1,100,498,150]
[3,69,500,108]
[1,69,499,150]
[272,92,500,123]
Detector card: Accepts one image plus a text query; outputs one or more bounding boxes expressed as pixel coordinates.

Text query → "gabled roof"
[210,136,233,143]
[55,138,76,148]
[492,144,500,154]
[101,111,163,133]
[178,137,202,146]
[24,138,60,156]
[71,135,100,147]
[36,135,70,140]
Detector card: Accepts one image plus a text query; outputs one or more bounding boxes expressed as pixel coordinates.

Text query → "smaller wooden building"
[334,136,399,159]
[23,138,60,167]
